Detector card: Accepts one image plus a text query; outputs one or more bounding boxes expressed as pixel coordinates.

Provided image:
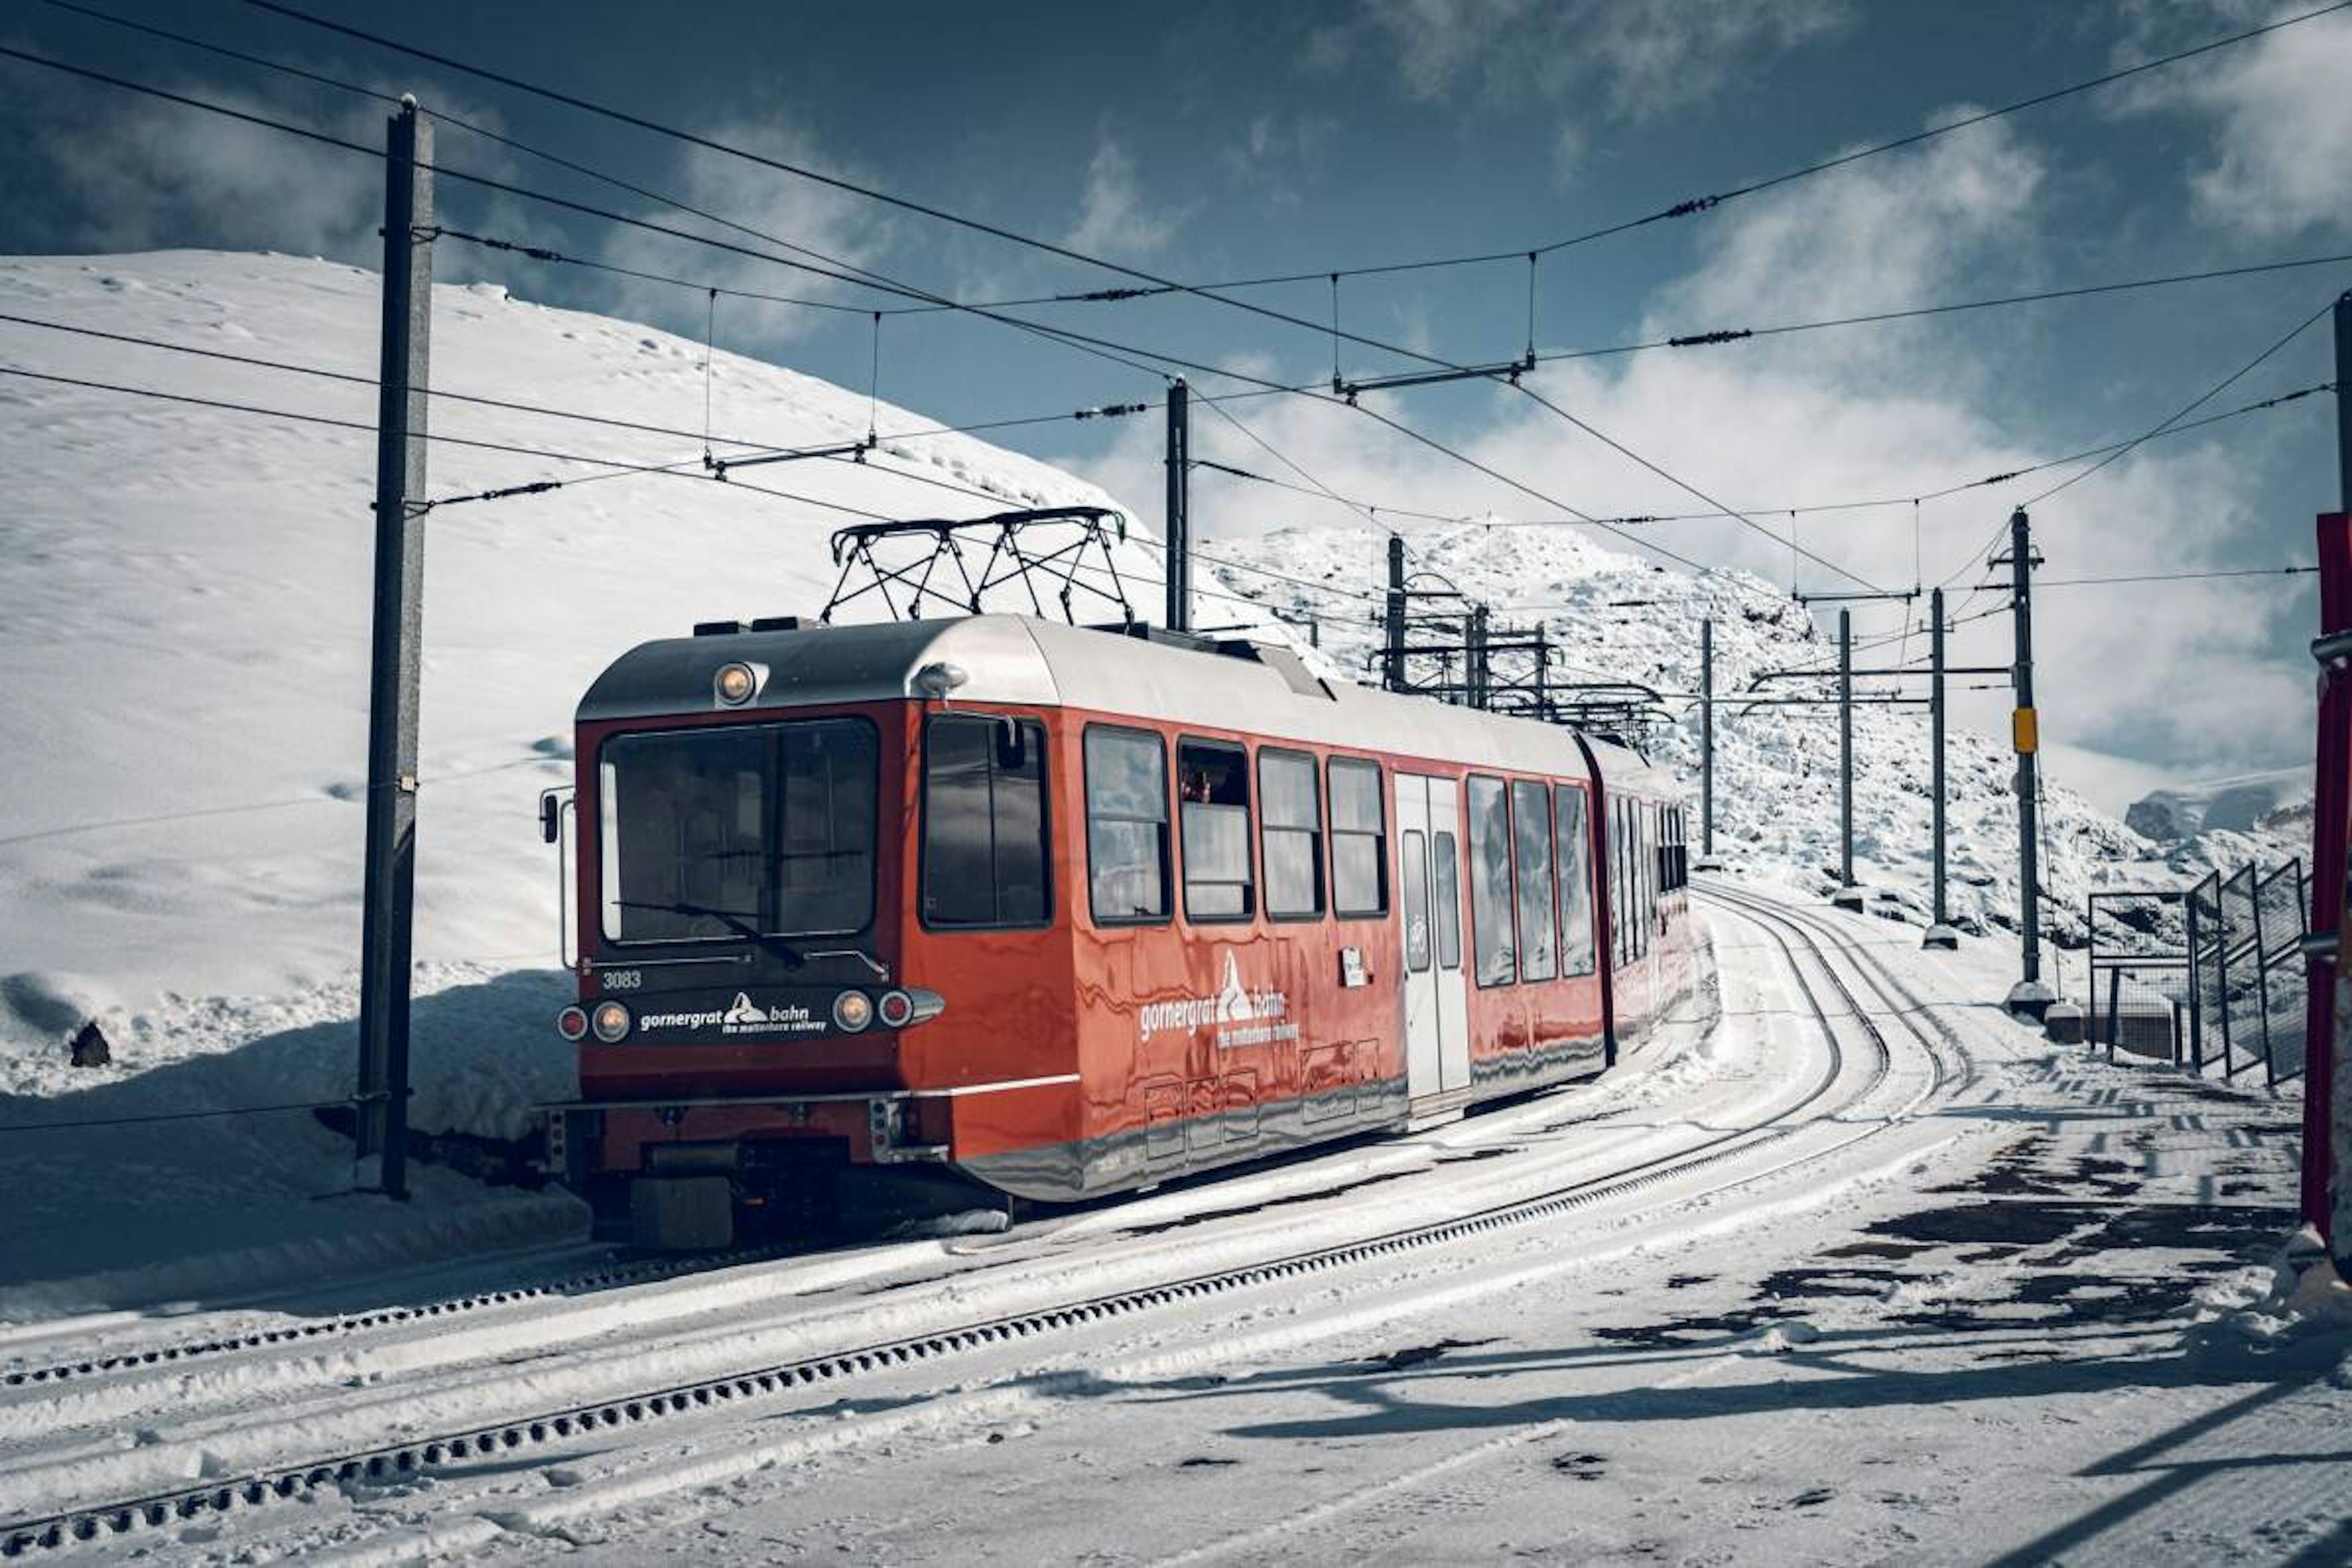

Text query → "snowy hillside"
[1197,522,2309,948]
[0,250,1158,1085]
[1,250,2310,1091]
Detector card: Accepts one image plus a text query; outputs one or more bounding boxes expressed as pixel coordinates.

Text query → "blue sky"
[5,0,2351,799]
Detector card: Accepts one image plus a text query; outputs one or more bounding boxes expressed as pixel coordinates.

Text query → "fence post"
[2252,869,2279,1087]
[2186,887,2205,1073]
[2117,963,2135,1062]
[2217,878,2239,1077]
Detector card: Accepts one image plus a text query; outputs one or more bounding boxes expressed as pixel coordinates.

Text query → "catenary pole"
[1469,603,1491,709]
[1700,617,1715,861]
[356,98,432,1201]
[1924,587,1959,948]
[1163,376,1190,632]
[2003,508,2052,1014]
[1839,608,1856,894]
[1383,535,1406,692]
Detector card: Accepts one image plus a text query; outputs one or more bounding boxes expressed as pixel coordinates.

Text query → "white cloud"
[29,84,386,260]
[1065,135,1180,258]
[2111,3,2352,239]
[1065,113,2312,777]
[594,115,893,347]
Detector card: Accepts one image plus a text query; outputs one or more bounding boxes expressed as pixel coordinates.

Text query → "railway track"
[0,882,1965,1561]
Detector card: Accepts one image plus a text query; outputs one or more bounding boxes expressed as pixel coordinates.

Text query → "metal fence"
[2087,860,2307,1084]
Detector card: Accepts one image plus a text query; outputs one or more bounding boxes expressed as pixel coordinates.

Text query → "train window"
[1400,830,1431,973]
[921,715,1049,929]
[601,728,767,944]
[1511,780,1557,982]
[1178,739,1254,922]
[1259,748,1324,919]
[600,719,877,944]
[1553,785,1595,978]
[1432,830,1463,972]
[1327,758,1389,918]
[1084,726,1170,924]
[1467,775,1516,987]
[1613,798,1632,970]
[775,723,880,936]
[1636,805,1653,957]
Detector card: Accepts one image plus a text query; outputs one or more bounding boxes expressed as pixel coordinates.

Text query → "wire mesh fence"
[2088,860,2307,1084]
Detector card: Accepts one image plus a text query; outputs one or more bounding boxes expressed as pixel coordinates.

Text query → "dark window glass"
[1468,775,1516,987]
[1401,829,1431,972]
[922,716,1049,928]
[1328,758,1388,917]
[1635,805,1652,958]
[1555,785,1595,978]
[601,728,767,944]
[1512,780,1558,982]
[1613,798,1631,970]
[1259,748,1324,918]
[1432,830,1463,972]
[1179,740,1253,921]
[1085,726,1169,922]
[600,720,875,944]
[774,723,878,935]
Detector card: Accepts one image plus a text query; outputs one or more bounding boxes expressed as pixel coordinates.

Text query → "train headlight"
[555,1005,590,1042]
[876,989,914,1029]
[714,661,760,706]
[832,990,874,1033]
[590,1001,632,1042]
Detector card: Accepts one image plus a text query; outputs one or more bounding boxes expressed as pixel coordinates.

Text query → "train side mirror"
[995,717,1028,770]
[539,790,563,845]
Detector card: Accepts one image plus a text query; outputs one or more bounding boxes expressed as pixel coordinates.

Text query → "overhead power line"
[2019,295,2341,508]
[225,0,1880,590]
[0,34,1820,600]
[1535,254,2352,366]
[230,0,2339,306]
[2005,565,2318,589]
[0,363,902,519]
[1482,379,2335,532]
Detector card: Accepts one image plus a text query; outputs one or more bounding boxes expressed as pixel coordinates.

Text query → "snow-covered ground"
[0,880,2339,1564]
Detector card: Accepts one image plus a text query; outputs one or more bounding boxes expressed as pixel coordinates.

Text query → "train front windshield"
[598,718,878,945]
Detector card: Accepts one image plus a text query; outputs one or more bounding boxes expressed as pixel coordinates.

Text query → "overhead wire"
[28,9,2335,609]
[219,0,2350,312]
[221,2,1885,594]
[0,363,897,519]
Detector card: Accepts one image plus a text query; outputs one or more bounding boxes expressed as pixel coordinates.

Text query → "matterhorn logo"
[717,992,818,1035]
[1136,953,1294,1047]
[1215,952,1259,1025]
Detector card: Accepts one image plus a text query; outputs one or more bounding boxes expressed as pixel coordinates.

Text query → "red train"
[537,612,1702,1246]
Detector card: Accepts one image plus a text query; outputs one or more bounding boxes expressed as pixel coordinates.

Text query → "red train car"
[537,614,1700,1246]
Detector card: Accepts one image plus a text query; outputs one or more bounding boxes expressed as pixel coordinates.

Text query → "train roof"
[579,614,1684,799]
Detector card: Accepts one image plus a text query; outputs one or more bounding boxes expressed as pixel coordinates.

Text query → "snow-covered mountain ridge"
[1198,522,2312,947]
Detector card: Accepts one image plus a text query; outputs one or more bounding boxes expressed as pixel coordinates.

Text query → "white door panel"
[1398,774,1472,1101]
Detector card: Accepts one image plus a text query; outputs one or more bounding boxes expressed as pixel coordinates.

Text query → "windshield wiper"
[614,899,806,968]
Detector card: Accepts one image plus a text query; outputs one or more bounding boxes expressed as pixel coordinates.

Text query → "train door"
[1395,773,1471,1098]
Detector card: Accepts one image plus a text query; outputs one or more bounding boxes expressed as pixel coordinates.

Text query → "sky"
[4,0,2351,807]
